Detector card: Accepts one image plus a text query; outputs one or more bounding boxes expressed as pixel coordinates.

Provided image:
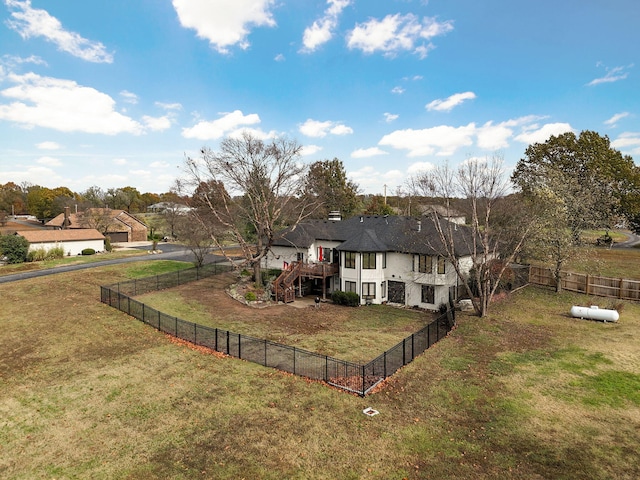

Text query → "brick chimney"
[63,206,71,229]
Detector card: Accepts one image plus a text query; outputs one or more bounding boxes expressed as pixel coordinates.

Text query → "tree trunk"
[554,260,563,293]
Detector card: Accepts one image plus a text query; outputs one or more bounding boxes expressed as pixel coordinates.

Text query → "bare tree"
[174,212,214,267]
[413,155,536,317]
[178,131,318,284]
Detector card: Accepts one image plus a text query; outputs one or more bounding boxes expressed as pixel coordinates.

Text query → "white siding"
[28,239,105,257]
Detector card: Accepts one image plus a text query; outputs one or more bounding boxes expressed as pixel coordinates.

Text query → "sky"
[0,0,639,197]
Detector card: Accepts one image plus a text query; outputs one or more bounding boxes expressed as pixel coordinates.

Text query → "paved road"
[0,244,224,284]
[612,231,640,248]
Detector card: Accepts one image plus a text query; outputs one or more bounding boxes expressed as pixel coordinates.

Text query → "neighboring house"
[16,229,105,256]
[263,215,477,309]
[147,202,192,214]
[46,208,148,243]
[419,205,466,225]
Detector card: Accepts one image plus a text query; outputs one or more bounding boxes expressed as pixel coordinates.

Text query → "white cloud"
[142,115,172,132]
[587,64,633,86]
[347,13,453,58]
[426,91,476,112]
[476,120,513,150]
[391,86,405,95]
[301,0,351,53]
[156,102,183,111]
[150,161,171,168]
[299,118,352,138]
[1,53,47,69]
[384,112,399,123]
[611,132,640,155]
[301,144,323,156]
[350,147,388,158]
[113,158,128,165]
[514,122,573,144]
[348,166,404,195]
[604,112,630,127]
[0,164,66,187]
[35,155,62,167]
[120,90,138,104]
[407,161,435,175]
[5,0,113,63]
[172,0,276,54]
[330,124,353,135]
[0,72,144,134]
[36,141,61,150]
[182,110,261,140]
[274,53,285,62]
[380,123,476,157]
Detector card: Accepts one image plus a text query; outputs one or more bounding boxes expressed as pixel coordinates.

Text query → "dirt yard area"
[138,271,433,361]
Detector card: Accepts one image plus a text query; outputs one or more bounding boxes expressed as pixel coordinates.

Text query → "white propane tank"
[570,305,619,322]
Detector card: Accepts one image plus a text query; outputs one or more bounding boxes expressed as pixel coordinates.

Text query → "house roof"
[16,229,105,243]
[273,215,478,257]
[46,209,147,232]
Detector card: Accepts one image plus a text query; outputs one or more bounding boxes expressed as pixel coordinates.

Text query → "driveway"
[612,231,640,248]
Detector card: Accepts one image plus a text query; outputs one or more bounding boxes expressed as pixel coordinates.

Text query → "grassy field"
[1,259,639,479]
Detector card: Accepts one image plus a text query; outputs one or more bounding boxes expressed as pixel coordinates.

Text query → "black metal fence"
[100,264,454,396]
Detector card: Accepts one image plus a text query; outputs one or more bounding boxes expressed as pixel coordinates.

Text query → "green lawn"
[1,258,639,479]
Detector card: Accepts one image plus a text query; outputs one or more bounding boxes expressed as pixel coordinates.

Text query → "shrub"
[331,290,360,307]
[245,291,257,302]
[0,235,29,264]
[104,236,112,252]
[47,246,65,260]
[27,247,47,262]
[81,248,96,256]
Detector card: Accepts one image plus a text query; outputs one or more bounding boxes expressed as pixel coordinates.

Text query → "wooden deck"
[273,261,338,303]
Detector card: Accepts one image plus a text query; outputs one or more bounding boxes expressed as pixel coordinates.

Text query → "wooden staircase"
[273,261,338,303]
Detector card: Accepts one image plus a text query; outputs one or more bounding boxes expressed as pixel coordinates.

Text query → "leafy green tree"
[305,159,360,219]
[363,195,395,215]
[26,186,75,219]
[0,235,29,264]
[0,182,27,215]
[512,130,640,241]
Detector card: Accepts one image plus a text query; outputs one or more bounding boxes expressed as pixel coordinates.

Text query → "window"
[382,252,387,269]
[345,281,357,293]
[381,281,387,298]
[362,252,376,269]
[421,285,435,304]
[418,254,432,273]
[437,256,446,274]
[344,251,356,269]
[362,282,376,298]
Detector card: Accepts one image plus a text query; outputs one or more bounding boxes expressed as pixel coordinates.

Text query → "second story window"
[345,251,356,269]
[362,252,376,269]
[418,254,432,273]
[437,256,446,274]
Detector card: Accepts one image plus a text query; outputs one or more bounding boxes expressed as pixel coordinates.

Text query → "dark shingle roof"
[273,215,478,257]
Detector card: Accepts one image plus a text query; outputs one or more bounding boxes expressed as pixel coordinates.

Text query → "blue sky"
[0,0,638,196]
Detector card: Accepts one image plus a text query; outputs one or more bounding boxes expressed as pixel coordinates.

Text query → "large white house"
[263,215,477,309]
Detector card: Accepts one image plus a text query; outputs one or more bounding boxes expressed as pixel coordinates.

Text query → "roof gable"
[17,229,105,243]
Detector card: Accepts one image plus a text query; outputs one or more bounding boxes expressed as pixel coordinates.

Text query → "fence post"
[215,328,218,352]
[402,339,406,366]
[157,310,160,330]
[127,297,131,316]
[293,347,296,374]
[411,333,415,362]
[238,334,242,359]
[157,275,159,291]
[264,339,267,366]
[194,323,197,345]
[361,364,366,397]
[384,351,387,378]
[325,355,328,382]
[142,303,145,323]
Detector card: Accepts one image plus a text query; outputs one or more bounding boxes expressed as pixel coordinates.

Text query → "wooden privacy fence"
[529,265,640,301]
